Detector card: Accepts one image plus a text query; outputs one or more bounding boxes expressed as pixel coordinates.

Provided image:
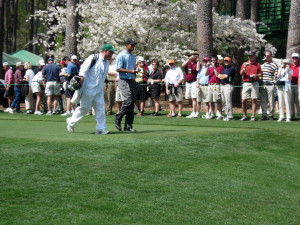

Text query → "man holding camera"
[115,38,138,132]
[240,51,262,121]
[182,52,200,118]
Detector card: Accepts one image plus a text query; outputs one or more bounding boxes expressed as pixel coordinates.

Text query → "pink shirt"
[4,69,14,84]
[14,69,23,84]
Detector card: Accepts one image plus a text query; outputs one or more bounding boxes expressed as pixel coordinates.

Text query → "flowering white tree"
[31,0,276,61]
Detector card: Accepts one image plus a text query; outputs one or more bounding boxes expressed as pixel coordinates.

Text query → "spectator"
[147,59,163,116]
[135,56,149,116]
[260,51,278,120]
[165,59,184,117]
[182,52,200,118]
[206,56,224,119]
[105,60,118,115]
[60,55,79,116]
[290,53,300,119]
[31,61,45,115]
[3,62,14,111]
[42,57,61,115]
[6,62,24,113]
[214,57,235,121]
[276,59,293,122]
[196,57,210,119]
[240,51,262,121]
[24,62,35,114]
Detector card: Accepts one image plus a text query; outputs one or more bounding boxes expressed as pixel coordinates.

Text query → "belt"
[200,84,208,86]
[208,83,219,85]
[221,83,232,85]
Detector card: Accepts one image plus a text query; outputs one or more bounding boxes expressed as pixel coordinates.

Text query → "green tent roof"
[2,52,23,66]
[11,50,43,67]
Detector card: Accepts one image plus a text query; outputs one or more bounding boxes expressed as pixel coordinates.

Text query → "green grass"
[0,112,299,225]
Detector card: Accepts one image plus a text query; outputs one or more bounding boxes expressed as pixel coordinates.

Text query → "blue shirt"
[220,66,235,84]
[66,62,79,81]
[116,50,136,79]
[42,63,60,82]
[197,66,209,84]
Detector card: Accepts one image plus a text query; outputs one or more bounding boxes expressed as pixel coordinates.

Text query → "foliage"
[31,0,276,61]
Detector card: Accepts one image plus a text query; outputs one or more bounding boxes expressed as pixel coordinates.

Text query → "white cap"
[16,62,23,67]
[283,59,291,64]
[3,62,9,66]
[292,53,299,58]
[71,55,78,60]
[137,56,144,62]
[39,60,45,66]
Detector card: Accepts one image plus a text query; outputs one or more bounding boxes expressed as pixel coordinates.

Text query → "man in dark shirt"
[214,57,235,120]
[42,58,61,115]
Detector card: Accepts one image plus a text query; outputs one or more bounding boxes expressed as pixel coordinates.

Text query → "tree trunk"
[46,0,58,54]
[0,0,4,79]
[232,0,250,107]
[3,0,9,53]
[286,0,300,58]
[212,0,220,13]
[197,0,213,60]
[28,0,34,52]
[12,0,18,52]
[250,0,259,22]
[64,0,78,57]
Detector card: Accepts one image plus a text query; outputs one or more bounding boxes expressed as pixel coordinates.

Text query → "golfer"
[66,44,117,134]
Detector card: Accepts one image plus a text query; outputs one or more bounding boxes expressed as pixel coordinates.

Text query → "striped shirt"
[261,62,278,84]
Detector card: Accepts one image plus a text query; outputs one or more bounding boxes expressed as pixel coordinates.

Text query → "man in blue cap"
[66,43,117,134]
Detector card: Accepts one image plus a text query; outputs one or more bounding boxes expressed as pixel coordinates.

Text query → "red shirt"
[14,69,23,84]
[207,65,223,84]
[241,61,262,82]
[290,63,299,84]
[184,61,198,83]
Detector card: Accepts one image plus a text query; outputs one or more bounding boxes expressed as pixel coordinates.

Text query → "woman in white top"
[24,62,35,113]
[31,62,45,115]
[276,59,293,122]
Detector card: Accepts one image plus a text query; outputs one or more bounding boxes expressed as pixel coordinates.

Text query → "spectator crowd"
[2,49,300,122]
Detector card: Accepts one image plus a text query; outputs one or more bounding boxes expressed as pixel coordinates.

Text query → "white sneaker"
[66,118,74,133]
[186,112,195,118]
[95,130,109,135]
[46,111,53,115]
[216,115,224,120]
[277,118,284,122]
[240,116,247,121]
[61,111,71,116]
[194,112,199,118]
[7,108,14,114]
[207,114,215,120]
[286,118,291,122]
[223,117,233,121]
[34,111,43,115]
[4,108,10,112]
[250,116,256,121]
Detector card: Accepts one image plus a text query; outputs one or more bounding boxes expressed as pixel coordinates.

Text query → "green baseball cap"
[101,43,117,52]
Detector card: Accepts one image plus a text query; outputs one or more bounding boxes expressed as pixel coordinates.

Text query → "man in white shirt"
[165,59,184,117]
[66,44,117,134]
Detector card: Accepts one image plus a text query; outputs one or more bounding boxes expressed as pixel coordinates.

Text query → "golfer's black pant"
[115,79,136,128]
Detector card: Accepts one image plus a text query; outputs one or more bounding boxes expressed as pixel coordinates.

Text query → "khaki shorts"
[206,84,221,102]
[242,82,259,99]
[197,85,208,102]
[168,87,183,102]
[31,82,42,93]
[185,81,197,99]
[115,86,124,102]
[45,81,61,96]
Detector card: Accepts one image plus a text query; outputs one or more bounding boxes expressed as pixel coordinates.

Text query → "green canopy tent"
[11,50,43,67]
[2,52,23,66]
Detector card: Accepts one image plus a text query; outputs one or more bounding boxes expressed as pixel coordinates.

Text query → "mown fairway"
[0,112,299,225]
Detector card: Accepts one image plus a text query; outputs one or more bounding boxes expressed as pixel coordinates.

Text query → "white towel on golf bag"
[71,88,83,105]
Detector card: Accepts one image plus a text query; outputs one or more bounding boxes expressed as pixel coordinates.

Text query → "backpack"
[89,54,99,69]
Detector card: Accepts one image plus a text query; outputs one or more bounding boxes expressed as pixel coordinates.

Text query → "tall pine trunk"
[28,0,34,52]
[197,0,213,60]
[286,0,300,58]
[12,0,18,52]
[0,0,4,79]
[65,0,78,57]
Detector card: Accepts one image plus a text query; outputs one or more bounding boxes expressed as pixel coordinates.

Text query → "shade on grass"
[0,112,299,225]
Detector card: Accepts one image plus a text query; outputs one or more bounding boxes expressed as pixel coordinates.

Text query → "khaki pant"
[277,86,292,119]
[104,82,116,113]
[291,85,300,118]
[25,86,35,110]
[221,84,233,118]
[259,85,274,116]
